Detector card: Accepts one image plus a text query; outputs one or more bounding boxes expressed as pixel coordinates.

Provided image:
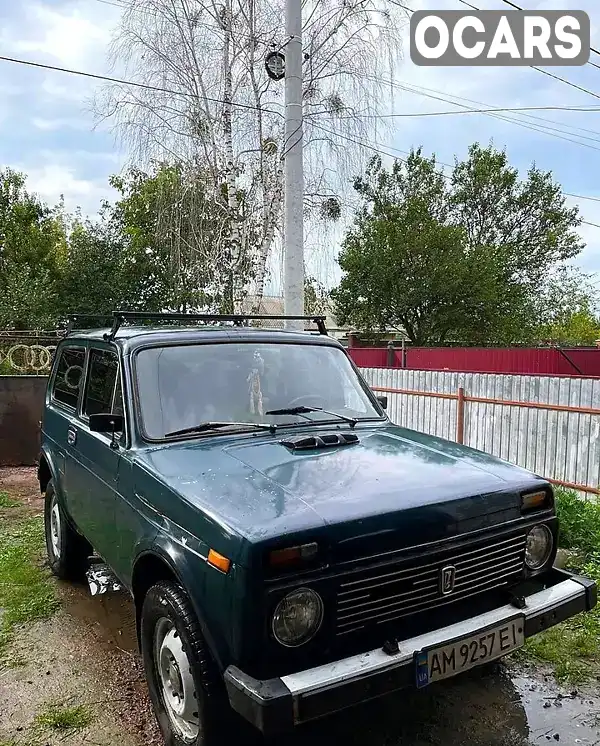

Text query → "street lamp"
[265,51,286,81]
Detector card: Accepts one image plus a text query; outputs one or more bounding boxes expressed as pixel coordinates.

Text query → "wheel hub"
[49,496,61,559]
[155,619,200,743]
[167,658,184,699]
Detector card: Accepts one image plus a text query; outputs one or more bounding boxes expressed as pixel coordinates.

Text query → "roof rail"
[65,314,114,336]
[100,311,328,341]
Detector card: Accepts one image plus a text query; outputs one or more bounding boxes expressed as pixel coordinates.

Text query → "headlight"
[272,588,323,647]
[525,524,553,570]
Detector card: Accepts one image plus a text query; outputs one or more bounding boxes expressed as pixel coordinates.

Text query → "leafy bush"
[555,488,600,557]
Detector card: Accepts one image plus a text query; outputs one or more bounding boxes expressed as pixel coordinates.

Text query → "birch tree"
[96,0,405,310]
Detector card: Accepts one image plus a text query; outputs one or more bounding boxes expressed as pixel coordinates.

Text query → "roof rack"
[96,311,327,341]
[65,314,114,336]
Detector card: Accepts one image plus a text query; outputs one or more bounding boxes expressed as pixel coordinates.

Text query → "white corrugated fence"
[359,367,600,497]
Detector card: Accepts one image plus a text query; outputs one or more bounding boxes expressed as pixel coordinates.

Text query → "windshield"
[135,342,382,439]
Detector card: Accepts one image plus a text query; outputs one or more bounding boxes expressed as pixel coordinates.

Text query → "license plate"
[415,616,524,688]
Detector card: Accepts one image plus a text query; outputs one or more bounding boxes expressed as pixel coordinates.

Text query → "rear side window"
[83,349,122,417]
[52,347,86,410]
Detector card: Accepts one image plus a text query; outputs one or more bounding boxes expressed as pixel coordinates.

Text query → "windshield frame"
[130,338,387,443]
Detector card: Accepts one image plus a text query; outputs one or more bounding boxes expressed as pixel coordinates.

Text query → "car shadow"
[273,664,530,746]
[61,580,532,746]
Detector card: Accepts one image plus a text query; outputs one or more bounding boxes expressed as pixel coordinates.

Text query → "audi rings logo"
[0,344,55,373]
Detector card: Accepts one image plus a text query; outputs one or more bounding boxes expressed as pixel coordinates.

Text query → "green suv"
[38,312,596,746]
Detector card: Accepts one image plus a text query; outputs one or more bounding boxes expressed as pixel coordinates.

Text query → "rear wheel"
[140,581,233,746]
[44,481,90,580]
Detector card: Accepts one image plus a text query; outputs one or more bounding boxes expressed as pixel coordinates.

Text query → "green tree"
[333,145,583,345]
[0,169,64,329]
[109,163,257,314]
[535,266,600,345]
[304,276,330,316]
[53,216,148,318]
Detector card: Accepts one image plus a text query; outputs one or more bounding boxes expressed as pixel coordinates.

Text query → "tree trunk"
[252,167,284,312]
[222,0,242,313]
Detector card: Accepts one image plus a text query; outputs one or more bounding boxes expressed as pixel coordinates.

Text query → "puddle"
[513,673,600,745]
[60,581,138,654]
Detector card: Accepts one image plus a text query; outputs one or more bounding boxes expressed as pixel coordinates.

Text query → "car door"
[67,346,125,564]
[45,344,87,518]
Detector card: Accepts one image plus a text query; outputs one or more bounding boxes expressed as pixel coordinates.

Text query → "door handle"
[67,427,77,446]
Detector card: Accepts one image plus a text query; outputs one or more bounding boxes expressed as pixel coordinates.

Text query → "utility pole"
[283,0,304,329]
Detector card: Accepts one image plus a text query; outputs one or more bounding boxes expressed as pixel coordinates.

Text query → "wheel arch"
[131,545,226,672]
[37,447,58,494]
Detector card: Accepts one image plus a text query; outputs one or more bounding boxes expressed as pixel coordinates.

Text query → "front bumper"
[224,569,596,734]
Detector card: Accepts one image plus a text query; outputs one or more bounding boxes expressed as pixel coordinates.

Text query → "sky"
[1,0,600,282]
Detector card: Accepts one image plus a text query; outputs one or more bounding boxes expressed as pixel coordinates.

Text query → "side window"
[83,350,122,422]
[52,347,86,410]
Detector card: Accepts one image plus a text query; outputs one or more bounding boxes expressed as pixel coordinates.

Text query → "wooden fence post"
[456,387,465,444]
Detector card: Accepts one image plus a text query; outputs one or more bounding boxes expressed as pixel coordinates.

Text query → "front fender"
[133,531,235,672]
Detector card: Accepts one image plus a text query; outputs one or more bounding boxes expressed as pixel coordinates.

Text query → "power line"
[311,122,600,231]
[383,82,600,139]
[361,73,600,151]
[86,0,600,147]
[311,121,418,166]
[16,23,600,153]
[0,53,283,117]
[91,0,600,141]
[566,193,600,203]
[314,97,600,148]
[330,103,600,119]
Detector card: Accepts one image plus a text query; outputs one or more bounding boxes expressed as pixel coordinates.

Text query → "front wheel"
[44,481,90,580]
[140,581,232,746]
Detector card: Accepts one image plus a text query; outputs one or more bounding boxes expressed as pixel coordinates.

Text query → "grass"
[0,513,59,660]
[513,488,600,683]
[555,488,600,557]
[0,491,20,508]
[35,703,93,732]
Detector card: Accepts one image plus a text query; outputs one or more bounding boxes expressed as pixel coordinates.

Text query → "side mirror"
[89,413,124,433]
[89,413,124,449]
[376,395,388,410]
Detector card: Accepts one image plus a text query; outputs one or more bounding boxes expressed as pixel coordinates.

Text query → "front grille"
[335,531,526,635]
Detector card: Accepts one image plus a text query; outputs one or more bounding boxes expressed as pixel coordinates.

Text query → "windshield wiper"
[165,421,277,438]
[265,406,358,428]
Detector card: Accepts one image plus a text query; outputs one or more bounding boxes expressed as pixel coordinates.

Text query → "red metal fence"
[348,346,600,377]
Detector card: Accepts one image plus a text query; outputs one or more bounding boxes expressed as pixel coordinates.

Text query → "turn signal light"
[269,542,318,567]
[208,549,231,573]
[521,490,549,512]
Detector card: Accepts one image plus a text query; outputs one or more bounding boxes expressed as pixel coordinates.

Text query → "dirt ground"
[1,468,599,746]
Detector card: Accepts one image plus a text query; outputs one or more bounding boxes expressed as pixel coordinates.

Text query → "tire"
[140,581,234,746]
[44,480,91,581]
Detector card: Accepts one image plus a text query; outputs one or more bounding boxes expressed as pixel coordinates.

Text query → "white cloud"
[13,2,119,69]
[32,116,89,131]
[23,163,117,214]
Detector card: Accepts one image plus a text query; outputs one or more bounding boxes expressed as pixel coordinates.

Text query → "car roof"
[62,325,341,352]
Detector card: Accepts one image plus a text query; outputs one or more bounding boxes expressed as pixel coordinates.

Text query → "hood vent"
[280,432,359,451]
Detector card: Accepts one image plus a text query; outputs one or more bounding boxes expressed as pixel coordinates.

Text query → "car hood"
[136,425,546,563]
